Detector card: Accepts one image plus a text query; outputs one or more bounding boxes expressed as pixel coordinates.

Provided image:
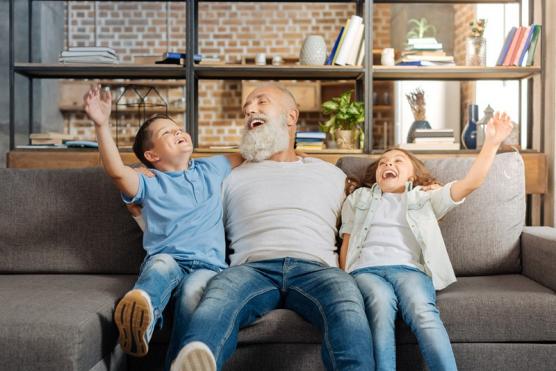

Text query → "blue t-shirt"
[123,155,231,269]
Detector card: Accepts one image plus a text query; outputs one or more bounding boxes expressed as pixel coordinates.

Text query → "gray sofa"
[1,152,555,371]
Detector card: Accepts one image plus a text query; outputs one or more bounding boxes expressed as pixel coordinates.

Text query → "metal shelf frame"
[7,0,543,154]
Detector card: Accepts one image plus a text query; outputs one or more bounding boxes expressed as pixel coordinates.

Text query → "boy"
[83,85,243,357]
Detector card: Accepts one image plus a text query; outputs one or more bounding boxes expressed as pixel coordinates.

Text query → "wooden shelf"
[97,79,185,87]
[14,63,186,79]
[59,105,185,114]
[6,149,545,195]
[373,66,541,81]
[195,64,364,80]
[375,0,518,2]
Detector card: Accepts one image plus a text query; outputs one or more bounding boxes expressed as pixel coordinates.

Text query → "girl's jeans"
[352,265,457,371]
[132,253,220,370]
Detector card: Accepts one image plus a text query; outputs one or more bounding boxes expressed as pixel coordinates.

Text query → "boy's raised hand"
[83,84,112,127]
[484,111,513,147]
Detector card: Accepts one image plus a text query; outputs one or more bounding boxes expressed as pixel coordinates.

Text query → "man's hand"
[484,111,513,147]
[133,166,156,178]
[83,84,112,127]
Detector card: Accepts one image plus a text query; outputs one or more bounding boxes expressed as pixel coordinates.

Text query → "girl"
[339,112,513,371]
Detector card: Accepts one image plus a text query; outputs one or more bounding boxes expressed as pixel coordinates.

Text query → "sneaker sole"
[173,344,216,371]
[114,290,152,357]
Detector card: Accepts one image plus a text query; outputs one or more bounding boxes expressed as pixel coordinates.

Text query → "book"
[414,129,454,138]
[399,142,460,151]
[325,27,344,65]
[513,26,532,66]
[407,37,439,45]
[333,19,350,65]
[402,55,454,63]
[155,52,202,64]
[517,26,537,66]
[355,36,365,66]
[68,47,117,56]
[346,23,364,66]
[405,43,443,51]
[295,138,325,143]
[414,137,456,143]
[496,27,517,66]
[296,143,325,150]
[526,25,542,66]
[503,26,525,66]
[334,15,363,66]
[396,60,455,67]
[296,131,326,139]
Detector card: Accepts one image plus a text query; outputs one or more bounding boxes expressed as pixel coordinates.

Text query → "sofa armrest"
[521,226,556,291]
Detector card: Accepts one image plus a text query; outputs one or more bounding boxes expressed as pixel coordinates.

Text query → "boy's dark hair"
[133,114,177,168]
[346,147,439,195]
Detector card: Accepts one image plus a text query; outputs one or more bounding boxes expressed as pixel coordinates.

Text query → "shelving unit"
[7,0,544,155]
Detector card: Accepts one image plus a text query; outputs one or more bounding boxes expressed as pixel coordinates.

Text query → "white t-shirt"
[223,157,346,267]
[350,193,424,272]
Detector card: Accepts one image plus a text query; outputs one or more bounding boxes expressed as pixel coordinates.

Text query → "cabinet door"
[241,81,321,112]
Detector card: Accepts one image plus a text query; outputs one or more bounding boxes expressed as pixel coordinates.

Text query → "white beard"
[240,114,290,162]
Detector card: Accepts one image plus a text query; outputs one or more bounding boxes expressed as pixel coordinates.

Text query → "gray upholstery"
[0,274,135,371]
[1,154,555,371]
[0,168,144,274]
[336,152,525,276]
[522,226,556,291]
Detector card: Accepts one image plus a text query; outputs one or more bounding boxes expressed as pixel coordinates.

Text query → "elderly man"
[168,83,373,371]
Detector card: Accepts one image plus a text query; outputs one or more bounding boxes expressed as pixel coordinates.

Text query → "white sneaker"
[170,341,217,371]
[114,289,155,357]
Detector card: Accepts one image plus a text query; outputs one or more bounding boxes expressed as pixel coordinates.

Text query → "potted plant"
[406,17,437,39]
[405,88,431,143]
[320,90,365,150]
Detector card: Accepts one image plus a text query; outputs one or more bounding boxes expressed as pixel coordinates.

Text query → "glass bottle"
[462,104,479,149]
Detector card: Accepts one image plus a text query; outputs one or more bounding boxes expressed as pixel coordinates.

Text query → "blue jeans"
[133,253,220,368]
[352,265,457,371]
[174,258,373,371]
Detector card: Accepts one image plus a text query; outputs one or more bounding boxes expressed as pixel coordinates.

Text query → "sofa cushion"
[0,274,136,371]
[396,275,556,343]
[336,152,525,276]
[0,168,144,274]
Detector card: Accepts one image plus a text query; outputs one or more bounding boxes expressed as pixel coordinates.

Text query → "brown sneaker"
[114,289,154,357]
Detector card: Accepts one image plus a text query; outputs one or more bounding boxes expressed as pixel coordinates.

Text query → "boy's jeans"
[175,258,373,371]
[132,253,220,368]
[352,265,457,371]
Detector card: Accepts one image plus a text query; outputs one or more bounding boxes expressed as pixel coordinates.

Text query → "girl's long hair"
[346,148,439,195]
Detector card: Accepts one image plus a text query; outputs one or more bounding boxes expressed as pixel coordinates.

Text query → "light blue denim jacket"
[341,181,464,290]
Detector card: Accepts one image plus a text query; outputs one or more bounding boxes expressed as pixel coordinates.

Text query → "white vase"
[299,35,327,65]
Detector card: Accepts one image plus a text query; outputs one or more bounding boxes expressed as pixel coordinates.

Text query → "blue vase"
[462,104,479,149]
[407,120,431,143]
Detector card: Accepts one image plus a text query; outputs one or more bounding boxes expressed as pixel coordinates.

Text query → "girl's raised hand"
[484,111,513,147]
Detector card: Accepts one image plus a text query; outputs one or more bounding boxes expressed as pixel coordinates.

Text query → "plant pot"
[335,129,356,150]
[406,120,431,143]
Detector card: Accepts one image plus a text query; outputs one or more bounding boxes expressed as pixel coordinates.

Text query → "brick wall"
[62,2,423,148]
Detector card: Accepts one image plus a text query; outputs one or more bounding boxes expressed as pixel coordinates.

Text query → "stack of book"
[295,132,326,150]
[496,24,541,66]
[400,129,460,151]
[30,132,75,145]
[397,38,455,66]
[326,15,365,67]
[59,47,119,64]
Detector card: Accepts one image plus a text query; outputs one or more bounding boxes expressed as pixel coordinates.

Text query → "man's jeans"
[352,265,457,371]
[133,253,220,369]
[175,258,373,371]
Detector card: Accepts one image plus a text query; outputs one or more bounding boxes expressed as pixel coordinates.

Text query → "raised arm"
[83,85,139,198]
[450,112,513,202]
